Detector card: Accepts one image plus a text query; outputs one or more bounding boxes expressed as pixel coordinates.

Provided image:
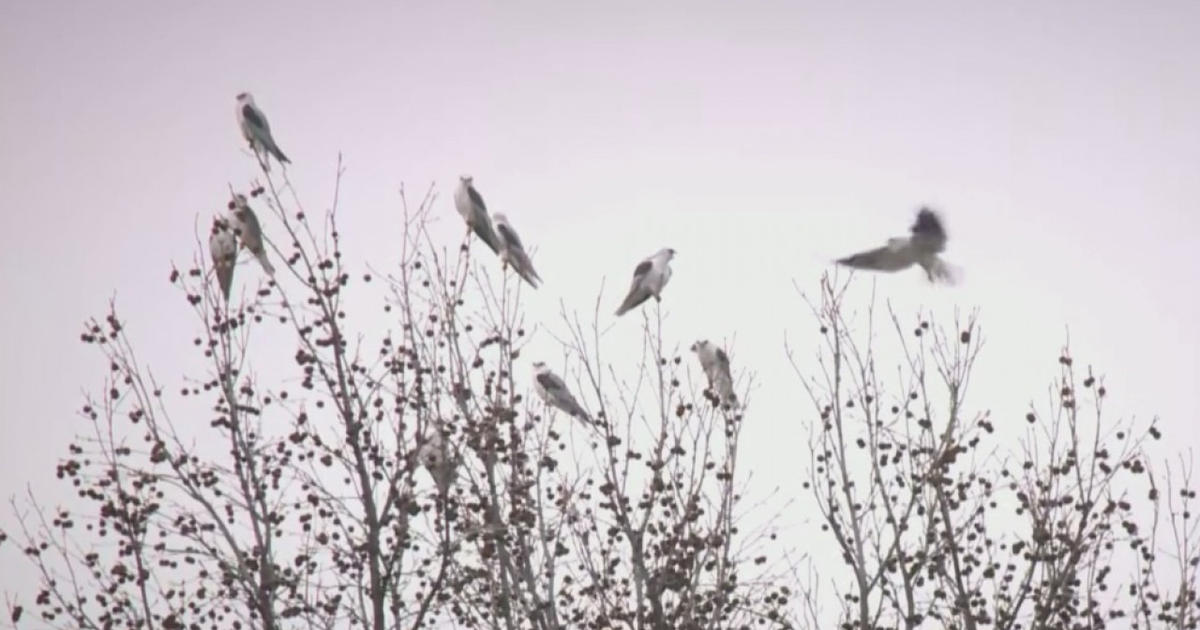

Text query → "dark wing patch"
[537,372,564,393]
[241,104,267,131]
[631,259,653,280]
[715,348,730,367]
[467,185,488,212]
[495,222,523,250]
[910,208,946,240]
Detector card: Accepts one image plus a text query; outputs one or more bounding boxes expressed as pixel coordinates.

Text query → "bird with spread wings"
[836,207,957,283]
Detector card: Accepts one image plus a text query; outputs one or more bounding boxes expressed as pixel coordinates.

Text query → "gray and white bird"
[492,212,542,288]
[614,248,676,316]
[416,424,458,496]
[236,92,291,170]
[690,340,738,409]
[209,217,238,301]
[453,175,502,255]
[228,193,276,277]
[835,207,956,283]
[532,362,590,423]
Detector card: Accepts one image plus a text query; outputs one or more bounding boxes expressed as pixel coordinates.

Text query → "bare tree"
[1,158,795,630]
[789,274,1200,630]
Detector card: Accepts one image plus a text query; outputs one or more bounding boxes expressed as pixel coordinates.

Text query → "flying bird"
[236,92,291,170]
[835,207,957,283]
[614,248,676,316]
[492,212,542,288]
[209,217,238,301]
[228,193,276,277]
[532,362,590,423]
[453,175,503,255]
[690,340,738,409]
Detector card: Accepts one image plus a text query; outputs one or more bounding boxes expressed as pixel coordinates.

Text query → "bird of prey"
[416,426,458,496]
[228,193,276,277]
[614,248,676,316]
[209,217,238,301]
[532,362,590,423]
[835,207,956,283]
[453,175,502,255]
[236,92,291,170]
[492,212,542,288]
[690,340,738,409]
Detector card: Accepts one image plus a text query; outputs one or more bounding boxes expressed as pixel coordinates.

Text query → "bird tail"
[925,257,959,284]
[254,250,276,277]
[513,251,542,289]
[614,290,648,316]
[475,223,503,256]
[269,141,291,165]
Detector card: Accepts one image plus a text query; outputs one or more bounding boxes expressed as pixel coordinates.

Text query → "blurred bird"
[615,248,676,316]
[416,425,458,496]
[453,175,502,255]
[835,207,957,283]
[492,212,542,288]
[690,340,738,409]
[228,193,275,277]
[209,217,238,301]
[236,92,290,170]
[532,362,590,423]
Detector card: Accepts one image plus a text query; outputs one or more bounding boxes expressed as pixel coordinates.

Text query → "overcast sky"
[1,0,1198,606]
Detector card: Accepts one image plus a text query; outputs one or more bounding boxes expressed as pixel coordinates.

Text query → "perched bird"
[236,92,291,170]
[532,362,590,423]
[835,207,957,283]
[492,212,542,289]
[228,193,276,277]
[416,424,458,496]
[690,340,738,409]
[209,217,238,301]
[453,175,502,255]
[614,248,676,316]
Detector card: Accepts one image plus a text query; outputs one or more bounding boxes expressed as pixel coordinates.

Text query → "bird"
[492,212,542,288]
[614,248,676,316]
[236,92,291,170]
[227,193,276,277]
[835,207,957,283]
[416,424,458,496]
[453,175,503,256]
[532,362,590,423]
[690,340,738,409]
[209,217,238,301]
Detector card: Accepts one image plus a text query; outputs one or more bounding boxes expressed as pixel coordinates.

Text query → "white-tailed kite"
[690,340,738,409]
[209,217,237,301]
[614,248,676,316]
[835,207,956,283]
[417,426,458,496]
[236,92,290,170]
[453,175,502,256]
[492,212,542,289]
[228,193,276,277]
[532,361,590,423]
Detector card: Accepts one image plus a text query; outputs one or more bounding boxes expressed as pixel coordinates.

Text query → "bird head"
[656,247,677,260]
[459,174,474,185]
[531,361,547,372]
[230,193,249,208]
[492,212,509,226]
[690,340,709,353]
[236,92,252,103]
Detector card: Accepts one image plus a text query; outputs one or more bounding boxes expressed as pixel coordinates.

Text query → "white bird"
[835,207,957,283]
[492,212,542,289]
[614,248,676,316]
[209,217,238,301]
[236,92,291,170]
[532,362,590,423]
[416,425,458,496]
[228,193,276,277]
[453,175,502,256]
[690,340,738,409]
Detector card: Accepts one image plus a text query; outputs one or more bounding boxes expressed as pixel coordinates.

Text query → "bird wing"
[467,185,488,213]
[495,221,525,252]
[836,243,915,272]
[713,348,737,403]
[241,104,269,134]
[615,260,655,315]
[909,208,947,253]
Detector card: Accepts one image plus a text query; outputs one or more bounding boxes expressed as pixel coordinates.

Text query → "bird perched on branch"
[690,340,738,409]
[236,92,290,171]
[492,212,542,289]
[532,362,590,424]
[227,193,275,277]
[208,217,237,301]
[835,207,957,283]
[453,175,503,255]
[615,248,676,316]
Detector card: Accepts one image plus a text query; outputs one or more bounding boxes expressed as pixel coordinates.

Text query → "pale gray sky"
[1,0,1198,605]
